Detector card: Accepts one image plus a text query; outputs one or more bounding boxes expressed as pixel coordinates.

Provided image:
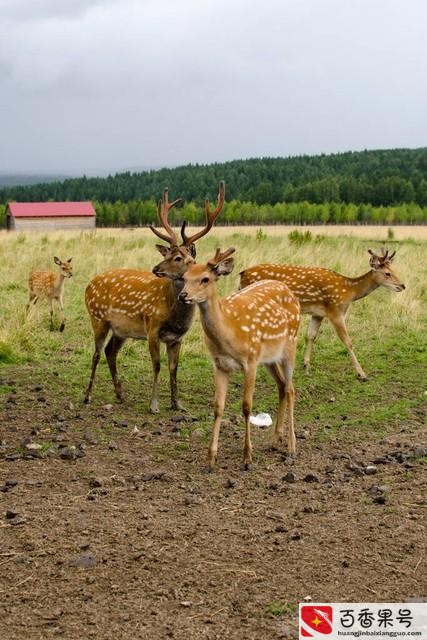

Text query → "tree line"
[1,148,427,225]
[1,199,425,227]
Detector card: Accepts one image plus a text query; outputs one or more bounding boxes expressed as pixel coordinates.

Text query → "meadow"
[0,225,426,639]
[0,224,425,431]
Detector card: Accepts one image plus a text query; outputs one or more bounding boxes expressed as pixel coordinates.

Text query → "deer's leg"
[265,363,287,446]
[148,336,161,414]
[303,315,323,371]
[49,298,54,330]
[105,334,126,401]
[208,366,229,471]
[166,340,184,410]
[57,296,65,332]
[242,363,257,470]
[84,321,110,403]
[26,293,38,312]
[283,358,296,455]
[328,313,367,380]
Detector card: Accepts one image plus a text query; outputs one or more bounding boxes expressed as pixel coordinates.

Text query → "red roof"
[7,202,96,218]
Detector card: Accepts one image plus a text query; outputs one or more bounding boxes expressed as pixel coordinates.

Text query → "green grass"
[0,227,425,448]
[265,602,297,617]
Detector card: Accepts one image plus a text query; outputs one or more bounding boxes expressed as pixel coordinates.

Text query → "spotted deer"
[27,256,73,332]
[175,248,301,471]
[84,182,225,411]
[240,247,405,380]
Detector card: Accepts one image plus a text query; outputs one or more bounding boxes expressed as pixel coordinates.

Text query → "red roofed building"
[6,202,96,231]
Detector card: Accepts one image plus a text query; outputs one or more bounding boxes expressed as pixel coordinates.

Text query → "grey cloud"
[0,0,111,21]
[0,0,426,173]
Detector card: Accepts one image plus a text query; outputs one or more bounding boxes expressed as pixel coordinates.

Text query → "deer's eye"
[201,277,209,284]
[385,272,391,277]
[174,256,183,262]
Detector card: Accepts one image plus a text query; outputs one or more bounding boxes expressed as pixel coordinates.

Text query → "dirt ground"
[1,365,426,640]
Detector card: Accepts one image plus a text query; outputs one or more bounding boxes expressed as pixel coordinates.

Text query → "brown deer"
[27,256,73,332]
[176,248,301,471]
[84,182,225,411]
[239,247,405,380]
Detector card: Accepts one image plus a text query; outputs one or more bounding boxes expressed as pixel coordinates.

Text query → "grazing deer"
[27,257,73,332]
[239,247,405,380]
[176,248,301,471]
[84,182,225,411]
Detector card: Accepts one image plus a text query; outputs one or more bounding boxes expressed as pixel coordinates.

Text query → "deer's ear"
[369,255,381,270]
[54,256,61,265]
[155,245,171,257]
[213,257,235,277]
[67,257,72,263]
[188,244,196,259]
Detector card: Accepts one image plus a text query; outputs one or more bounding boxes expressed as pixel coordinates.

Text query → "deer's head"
[368,247,405,292]
[178,247,236,304]
[54,256,73,278]
[151,182,225,280]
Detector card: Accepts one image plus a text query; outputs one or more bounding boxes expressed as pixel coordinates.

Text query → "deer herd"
[26,182,406,471]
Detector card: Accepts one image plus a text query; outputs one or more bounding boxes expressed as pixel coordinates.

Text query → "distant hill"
[1,148,427,210]
[0,173,72,188]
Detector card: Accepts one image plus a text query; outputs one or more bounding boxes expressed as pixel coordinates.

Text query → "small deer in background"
[176,247,301,471]
[240,247,405,380]
[84,182,225,411]
[27,256,73,332]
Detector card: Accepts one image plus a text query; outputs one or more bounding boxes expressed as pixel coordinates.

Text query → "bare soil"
[1,366,426,640]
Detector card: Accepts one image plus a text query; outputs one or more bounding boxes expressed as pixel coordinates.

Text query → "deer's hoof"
[286,451,296,460]
[201,464,214,474]
[171,401,187,412]
[59,323,65,332]
[149,406,159,414]
[241,462,252,472]
[357,374,368,382]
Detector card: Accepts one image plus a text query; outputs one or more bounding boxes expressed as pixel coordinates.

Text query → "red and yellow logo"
[300,606,333,636]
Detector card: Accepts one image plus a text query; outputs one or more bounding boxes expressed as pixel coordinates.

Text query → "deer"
[175,247,301,471]
[239,247,405,380]
[27,256,73,332]
[83,182,225,411]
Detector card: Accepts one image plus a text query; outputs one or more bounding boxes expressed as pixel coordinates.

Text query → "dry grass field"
[0,225,426,639]
[182,224,427,241]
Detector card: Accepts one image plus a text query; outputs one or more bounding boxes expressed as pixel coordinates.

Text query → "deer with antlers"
[240,247,405,380]
[27,256,73,332]
[174,247,301,471]
[84,182,225,411]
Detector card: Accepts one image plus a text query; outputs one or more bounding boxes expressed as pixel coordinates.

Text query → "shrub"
[288,229,313,245]
[0,341,17,364]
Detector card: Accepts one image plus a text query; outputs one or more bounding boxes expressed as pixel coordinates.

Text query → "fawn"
[27,256,73,332]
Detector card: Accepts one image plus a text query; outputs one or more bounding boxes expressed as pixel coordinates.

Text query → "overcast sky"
[1,0,426,174]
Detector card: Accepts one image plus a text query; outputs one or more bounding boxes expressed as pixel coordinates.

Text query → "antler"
[149,188,182,245]
[207,246,236,266]
[369,247,396,263]
[181,181,225,247]
[381,246,396,261]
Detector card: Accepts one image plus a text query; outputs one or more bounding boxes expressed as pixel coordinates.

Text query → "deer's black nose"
[152,265,164,277]
[178,291,188,301]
